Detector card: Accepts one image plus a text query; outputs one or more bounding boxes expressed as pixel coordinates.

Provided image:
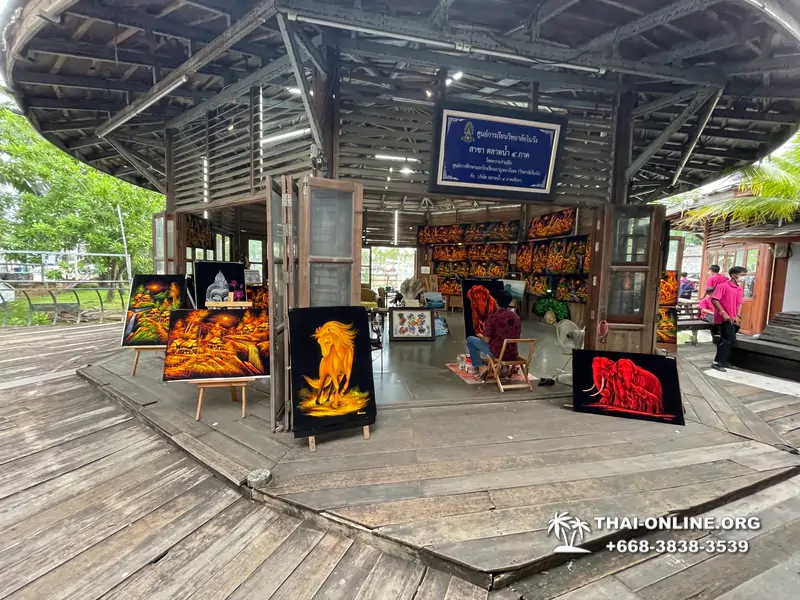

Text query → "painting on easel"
[193,261,247,308]
[122,275,186,347]
[163,309,270,382]
[461,278,505,339]
[288,306,377,438]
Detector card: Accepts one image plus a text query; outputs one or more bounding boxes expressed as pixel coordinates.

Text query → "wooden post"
[131,349,141,376]
[436,67,448,102]
[196,387,205,420]
[165,129,175,211]
[611,87,635,205]
[529,82,540,112]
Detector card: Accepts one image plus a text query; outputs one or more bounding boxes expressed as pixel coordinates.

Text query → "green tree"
[684,133,800,225]
[0,107,163,279]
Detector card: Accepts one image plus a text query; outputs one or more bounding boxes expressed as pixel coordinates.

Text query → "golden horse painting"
[297,321,370,417]
[289,307,377,437]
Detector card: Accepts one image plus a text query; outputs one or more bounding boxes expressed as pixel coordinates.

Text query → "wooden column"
[165,129,175,211]
[611,88,635,205]
[529,82,540,111]
[311,46,340,178]
[436,67,448,102]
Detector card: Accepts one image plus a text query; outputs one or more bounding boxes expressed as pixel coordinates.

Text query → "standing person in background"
[706,264,728,289]
[679,272,695,299]
[710,266,747,372]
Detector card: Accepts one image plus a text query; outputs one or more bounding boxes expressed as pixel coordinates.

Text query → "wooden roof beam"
[106,137,166,193]
[644,31,740,64]
[633,86,707,117]
[96,0,278,138]
[626,87,714,179]
[671,87,724,185]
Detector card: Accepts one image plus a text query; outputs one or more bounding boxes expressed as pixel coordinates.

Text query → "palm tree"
[547,511,572,544]
[568,518,592,548]
[684,133,800,226]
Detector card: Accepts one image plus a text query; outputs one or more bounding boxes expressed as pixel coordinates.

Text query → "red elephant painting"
[584,357,664,415]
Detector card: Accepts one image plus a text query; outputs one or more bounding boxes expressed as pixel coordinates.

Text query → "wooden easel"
[130,346,164,376]
[308,425,370,453]
[191,378,256,421]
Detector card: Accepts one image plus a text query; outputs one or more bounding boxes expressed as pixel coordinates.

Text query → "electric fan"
[539,319,585,386]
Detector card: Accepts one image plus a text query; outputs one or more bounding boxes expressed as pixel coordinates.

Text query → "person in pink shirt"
[706,264,728,290]
[710,266,746,371]
[697,287,715,323]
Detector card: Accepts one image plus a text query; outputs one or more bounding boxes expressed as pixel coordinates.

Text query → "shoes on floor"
[711,363,727,372]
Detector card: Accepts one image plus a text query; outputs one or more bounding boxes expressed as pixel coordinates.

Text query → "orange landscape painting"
[163,309,270,381]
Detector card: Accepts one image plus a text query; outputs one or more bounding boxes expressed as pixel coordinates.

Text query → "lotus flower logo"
[547,511,592,554]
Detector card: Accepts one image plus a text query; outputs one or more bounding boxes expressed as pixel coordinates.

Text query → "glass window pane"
[216,234,223,259]
[728,253,736,270]
[361,266,370,285]
[154,217,165,260]
[224,236,231,261]
[167,261,175,274]
[186,247,193,260]
[249,239,264,264]
[310,188,354,257]
[310,263,353,306]
[742,275,755,300]
[735,250,746,268]
[155,260,165,274]
[166,218,174,260]
[666,240,679,271]
[196,249,205,260]
[186,262,193,275]
[747,249,758,272]
[611,214,650,264]
[608,271,647,317]
[207,250,214,261]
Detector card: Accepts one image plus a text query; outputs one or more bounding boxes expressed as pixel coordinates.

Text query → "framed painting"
[438,278,462,296]
[185,214,213,249]
[462,278,505,339]
[288,306,377,438]
[500,278,527,302]
[432,245,468,262]
[572,350,684,426]
[122,275,186,347]
[163,309,270,382]
[389,308,435,341]
[194,261,246,307]
[247,286,270,310]
[657,307,678,345]
[515,244,533,273]
[660,271,679,306]
[527,208,577,240]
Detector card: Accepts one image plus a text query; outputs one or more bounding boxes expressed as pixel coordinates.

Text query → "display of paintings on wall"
[562,237,589,275]
[657,307,678,345]
[389,308,436,341]
[515,244,533,273]
[660,271,679,307]
[546,240,566,274]
[434,261,470,278]
[462,278,505,338]
[532,243,549,274]
[573,350,684,426]
[469,261,507,278]
[288,306,377,438]
[555,277,589,304]
[247,286,270,310]
[527,275,550,297]
[122,275,186,347]
[500,279,527,302]
[468,244,509,262]
[194,261,246,307]
[432,245,469,262]
[186,214,213,249]
[438,278,463,296]
[163,309,270,382]
[417,224,464,245]
[463,220,520,243]
[528,208,577,240]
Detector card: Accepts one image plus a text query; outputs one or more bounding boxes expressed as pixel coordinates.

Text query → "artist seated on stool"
[466,290,521,381]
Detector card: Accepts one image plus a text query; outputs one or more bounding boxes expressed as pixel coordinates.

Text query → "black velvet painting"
[573,349,684,426]
[289,306,377,438]
[193,261,246,308]
[122,275,186,347]
[461,278,505,339]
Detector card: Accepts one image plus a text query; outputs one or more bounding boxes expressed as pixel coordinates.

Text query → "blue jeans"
[466,336,493,368]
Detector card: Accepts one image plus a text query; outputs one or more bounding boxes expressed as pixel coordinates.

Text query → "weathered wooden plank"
[14,485,239,600]
[550,577,640,599]
[713,551,800,600]
[331,492,495,529]
[411,569,451,600]
[226,525,326,599]
[273,449,419,478]
[171,432,250,487]
[770,414,800,436]
[281,482,424,511]
[732,451,800,471]
[682,393,727,431]
[443,576,489,600]
[351,553,426,600]
[198,429,275,472]
[270,533,355,600]
[106,501,280,600]
[758,402,800,422]
[186,514,304,599]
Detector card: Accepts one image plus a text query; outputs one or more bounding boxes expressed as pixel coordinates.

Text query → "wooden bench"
[729,312,800,381]
[677,318,712,345]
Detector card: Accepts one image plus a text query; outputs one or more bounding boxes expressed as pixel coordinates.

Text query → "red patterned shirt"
[484,308,521,360]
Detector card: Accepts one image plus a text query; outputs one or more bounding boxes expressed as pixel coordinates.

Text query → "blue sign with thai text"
[432,107,565,199]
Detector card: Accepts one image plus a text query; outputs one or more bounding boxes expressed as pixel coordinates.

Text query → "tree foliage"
[684,134,800,226]
[0,107,164,277]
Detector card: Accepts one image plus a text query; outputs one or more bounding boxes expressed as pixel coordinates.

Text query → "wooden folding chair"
[487,339,537,393]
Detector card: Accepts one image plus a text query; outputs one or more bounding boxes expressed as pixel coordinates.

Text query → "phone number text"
[606,539,749,554]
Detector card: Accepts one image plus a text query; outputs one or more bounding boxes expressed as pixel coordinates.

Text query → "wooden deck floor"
[0,374,492,599]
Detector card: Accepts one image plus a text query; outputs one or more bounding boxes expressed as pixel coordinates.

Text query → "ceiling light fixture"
[286,87,302,95]
[425,90,433,97]
[452,71,464,80]
[261,127,311,145]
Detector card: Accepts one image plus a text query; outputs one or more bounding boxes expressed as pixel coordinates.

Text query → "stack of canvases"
[658,271,679,349]
[288,307,377,439]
